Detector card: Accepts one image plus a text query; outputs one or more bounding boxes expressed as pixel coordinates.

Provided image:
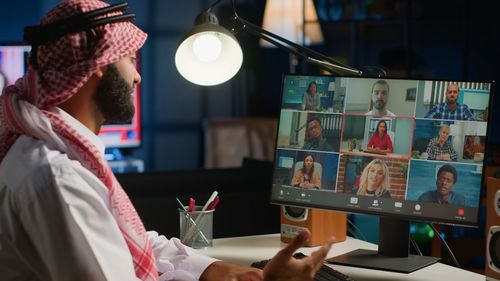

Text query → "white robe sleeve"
[147,231,218,281]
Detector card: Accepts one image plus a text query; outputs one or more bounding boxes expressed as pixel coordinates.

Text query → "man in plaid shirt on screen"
[425,84,475,121]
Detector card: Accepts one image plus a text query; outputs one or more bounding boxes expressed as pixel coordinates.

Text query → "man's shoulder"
[459,103,471,109]
[418,190,436,200]
[0,136,71,189]
[420,190,434,195]
[451,191,466,200]
[459,103,475,114]
[365,110,396,116]
[429,103,446,112]
[319,139,332,149]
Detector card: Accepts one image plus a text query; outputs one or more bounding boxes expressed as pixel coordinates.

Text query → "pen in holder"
[179,206,214,248]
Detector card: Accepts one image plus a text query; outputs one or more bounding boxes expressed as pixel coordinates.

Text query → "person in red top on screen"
[367,120,393,153]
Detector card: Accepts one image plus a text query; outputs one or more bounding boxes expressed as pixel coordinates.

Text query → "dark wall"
[1,0,499,171]
[117,164,280,239]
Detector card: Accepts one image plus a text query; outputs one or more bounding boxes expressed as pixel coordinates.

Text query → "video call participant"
[425,124,457,161]
[0,1,334,280]
[463,135,485,160]
[353,159,392,198]
[366,120,393,153]
[425,84,475,121]
[302,118,333,151]
[301,81,320,111]
[290,154,322,189]
[417,164,466,205]
[366,80,396,116]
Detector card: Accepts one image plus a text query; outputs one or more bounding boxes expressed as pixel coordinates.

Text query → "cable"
[207,0,225,12]
[24,2,134,46]
[409,234,423,256]
[229,0,363,76]
[23,2,136,69]
[345,226,356,239]
[360,66,387,78]
[346,217,367,241]
[429,223,461,268]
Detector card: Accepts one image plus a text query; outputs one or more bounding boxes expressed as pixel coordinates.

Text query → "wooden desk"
[199,233,485,281]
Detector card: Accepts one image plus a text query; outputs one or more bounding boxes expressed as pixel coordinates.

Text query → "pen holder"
[179,206,214,248]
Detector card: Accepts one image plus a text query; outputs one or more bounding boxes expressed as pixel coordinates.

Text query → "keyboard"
[251,252,356,281]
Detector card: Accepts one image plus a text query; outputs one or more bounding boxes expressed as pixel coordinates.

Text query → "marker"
[208,197,220,210]
[202,191,218,211]
[182,191,218,244]
[176,197,209,244]
[188,197,195,212]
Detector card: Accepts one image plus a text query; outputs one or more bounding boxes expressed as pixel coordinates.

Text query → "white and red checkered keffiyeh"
[0,0,158,280]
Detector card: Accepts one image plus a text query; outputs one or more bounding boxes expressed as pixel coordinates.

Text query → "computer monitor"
[271,74,494,272]
[0,43,142,149]
[0,44,30,94]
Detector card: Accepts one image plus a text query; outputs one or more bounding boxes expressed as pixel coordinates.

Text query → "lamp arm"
[233,12,363,76]
[239,21,311,64]
[207,0,226,12]
[203,0,372,76]
[307,57,365,76]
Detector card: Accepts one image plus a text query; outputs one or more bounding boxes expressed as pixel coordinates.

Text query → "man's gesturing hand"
[263,230,334,281]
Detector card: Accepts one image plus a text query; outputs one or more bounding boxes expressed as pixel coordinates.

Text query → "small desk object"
[199,233,485,281]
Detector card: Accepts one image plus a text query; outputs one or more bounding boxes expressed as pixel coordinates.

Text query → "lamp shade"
[175,12,243,86]
[260,0,323,47]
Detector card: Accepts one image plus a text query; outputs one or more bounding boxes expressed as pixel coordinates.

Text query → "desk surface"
[198,233,484,281]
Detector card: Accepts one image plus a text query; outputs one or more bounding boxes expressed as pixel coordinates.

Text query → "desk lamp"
[175,0,371,86]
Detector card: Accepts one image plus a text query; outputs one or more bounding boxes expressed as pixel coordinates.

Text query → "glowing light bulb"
[192,33,222,63]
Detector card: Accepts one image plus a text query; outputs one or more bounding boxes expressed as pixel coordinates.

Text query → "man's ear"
[93,66,107,79]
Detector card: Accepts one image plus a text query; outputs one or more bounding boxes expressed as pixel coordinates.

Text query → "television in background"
[0,43,143,151]
[1,43,144,173]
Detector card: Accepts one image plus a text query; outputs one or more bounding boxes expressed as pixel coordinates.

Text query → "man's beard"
[374,100,385,110]
[93,64,135,124]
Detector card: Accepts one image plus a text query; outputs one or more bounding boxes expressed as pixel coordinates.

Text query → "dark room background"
[2,0,499,272]
[2,0,499,172]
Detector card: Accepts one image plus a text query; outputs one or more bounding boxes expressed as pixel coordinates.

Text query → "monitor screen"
[0,43,142,149]
[271,74,493,272]
[0,44,30,93]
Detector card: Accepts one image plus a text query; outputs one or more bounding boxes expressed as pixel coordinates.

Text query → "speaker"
[280,206,346,247]
[486,176,500,281]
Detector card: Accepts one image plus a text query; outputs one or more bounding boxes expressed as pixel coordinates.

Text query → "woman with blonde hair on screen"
[353,159,391,198]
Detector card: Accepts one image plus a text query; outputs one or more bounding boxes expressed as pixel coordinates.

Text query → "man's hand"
[200,261,264,281]
[263,230,334,281]
[200,230,333,281]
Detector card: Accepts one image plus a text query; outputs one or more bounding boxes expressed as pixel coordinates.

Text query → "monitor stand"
[327,217,440,273]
